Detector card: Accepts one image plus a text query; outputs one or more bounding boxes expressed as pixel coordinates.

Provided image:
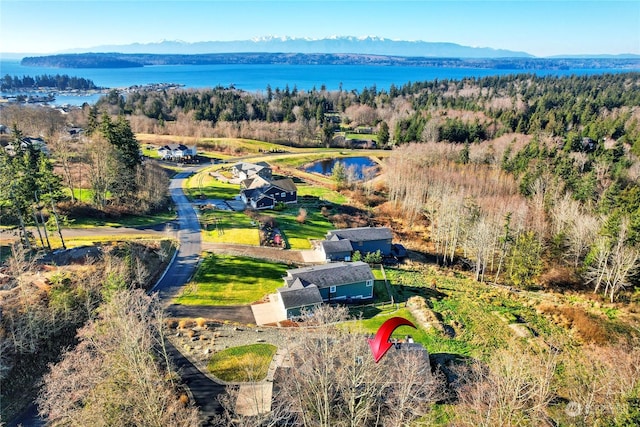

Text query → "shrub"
[364,250,383,264]
[178,319,193,329]
[296,208,308,224]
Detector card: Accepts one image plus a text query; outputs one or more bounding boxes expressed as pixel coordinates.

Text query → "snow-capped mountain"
[62,36,533,58]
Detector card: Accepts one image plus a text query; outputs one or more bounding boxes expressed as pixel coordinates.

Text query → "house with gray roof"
[240,176,297,210]
[325,226,393,256]
[158,144,197,161]
[276,261,375,318]
[320,239,353,262]
[232,161,272,181]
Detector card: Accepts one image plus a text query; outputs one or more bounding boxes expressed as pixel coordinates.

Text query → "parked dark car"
[391,243,408,258]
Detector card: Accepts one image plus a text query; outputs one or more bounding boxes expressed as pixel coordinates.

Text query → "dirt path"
[201,242,306,264]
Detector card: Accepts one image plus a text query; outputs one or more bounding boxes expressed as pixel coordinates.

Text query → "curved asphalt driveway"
[152,171,203,301]
[152,170,232,425]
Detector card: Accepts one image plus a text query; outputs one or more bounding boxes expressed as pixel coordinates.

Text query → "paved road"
[165,339,226,426]
[150,170,233,425]
[167,304,256,324]
[152,171,203,301]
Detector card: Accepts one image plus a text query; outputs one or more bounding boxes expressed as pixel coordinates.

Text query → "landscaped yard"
[208,343,277,382]
[175,254,288,305]
[201,210,260,245]
[273,204,335,249]
[192,177,338,249]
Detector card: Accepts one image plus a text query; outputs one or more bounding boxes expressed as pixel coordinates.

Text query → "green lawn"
[46,235,161,250]
[67,211,176,228]
[296,183,348,204]
[345,132,378,142]
[201,210,260,245]
[208,343,278,382]
[185,171,240,201]
[273,204,334,249]
[199,196,335,249]
[62,188,101,204]
[175,254,288,305]
[141,145,161,159]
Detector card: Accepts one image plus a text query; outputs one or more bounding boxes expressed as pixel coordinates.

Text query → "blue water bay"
[1,60,636,106]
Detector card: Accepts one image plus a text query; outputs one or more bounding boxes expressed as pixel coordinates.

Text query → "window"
[366,280,373,287]
[329,286,337,293]
[281,192,286,197]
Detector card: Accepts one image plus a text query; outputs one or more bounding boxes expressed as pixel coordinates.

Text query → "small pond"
[304,156,378,180]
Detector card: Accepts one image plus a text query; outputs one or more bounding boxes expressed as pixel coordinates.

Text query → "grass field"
[40,235,162,250]
[201,210,260,245]
[185,171,240,201]
[296,183,348,204]
[208,343,277,382]
[363,266,636,359]
[346,267,571,359]
[175,254,288,305]
[67,211,176,228]
[272,204,334,249]
[62,188,100,204]
[191,173,339,249]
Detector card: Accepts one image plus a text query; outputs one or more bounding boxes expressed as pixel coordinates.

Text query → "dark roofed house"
[278,261,375,319]
[326,226,393,256]
[240,176,297,210]
[275,280,323,319]
[320,239,353,262]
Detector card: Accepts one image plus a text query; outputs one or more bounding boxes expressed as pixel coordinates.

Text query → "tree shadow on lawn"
[430,352,475,391]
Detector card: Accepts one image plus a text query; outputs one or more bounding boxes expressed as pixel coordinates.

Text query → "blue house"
[325,227,393,256]
[240,177,298,210]
[320,239,353,262]
[276,261,375,318]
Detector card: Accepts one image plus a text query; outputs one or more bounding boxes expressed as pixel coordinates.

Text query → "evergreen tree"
[378,121,390,147]
[96,114,142,205]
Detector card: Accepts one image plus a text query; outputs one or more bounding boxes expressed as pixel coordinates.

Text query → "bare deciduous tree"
[586,218,639,302]
[37,289,199,426]
[452,344,557,426]
[258,306,446,427]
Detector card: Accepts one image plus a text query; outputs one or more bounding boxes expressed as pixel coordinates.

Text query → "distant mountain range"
[60,36,536,58]
[21,52,640,70]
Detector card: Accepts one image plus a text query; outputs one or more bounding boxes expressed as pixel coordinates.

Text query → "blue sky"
[1,0,638,56]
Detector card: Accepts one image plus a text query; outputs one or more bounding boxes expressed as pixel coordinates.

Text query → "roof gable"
[320,239,353,254]
[327,227,392,242]
[285,261,373,289]
[270,178,297,193]
[278,283,323,309]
